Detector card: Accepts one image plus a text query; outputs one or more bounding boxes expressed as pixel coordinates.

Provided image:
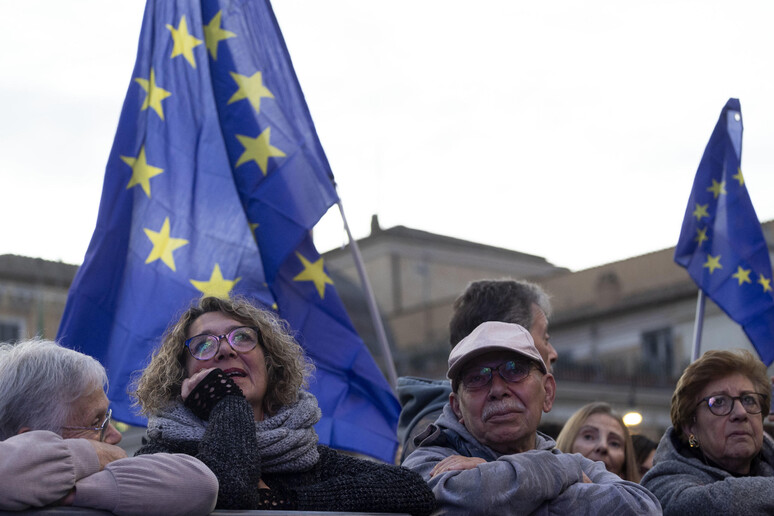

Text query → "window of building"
[641,327,673,376]
[0,320,22,343]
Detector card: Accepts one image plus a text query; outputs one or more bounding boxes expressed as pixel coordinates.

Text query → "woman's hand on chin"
[182,367,218,401]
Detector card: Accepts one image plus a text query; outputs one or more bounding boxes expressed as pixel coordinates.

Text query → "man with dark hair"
[403,323,660,514]
[449,279,557,369]
[398,278,558,461]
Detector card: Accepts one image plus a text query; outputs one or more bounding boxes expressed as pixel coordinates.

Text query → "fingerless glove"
[184,368,244,420]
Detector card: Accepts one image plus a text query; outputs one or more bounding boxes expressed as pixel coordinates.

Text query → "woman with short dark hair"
[642,349,774,514]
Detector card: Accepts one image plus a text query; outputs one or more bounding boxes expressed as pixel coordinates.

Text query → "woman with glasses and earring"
[642,349,774,515]
[132,296,435,515]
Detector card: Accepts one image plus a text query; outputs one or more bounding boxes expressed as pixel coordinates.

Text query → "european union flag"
[675,98,774,365]
[57,0,400,462]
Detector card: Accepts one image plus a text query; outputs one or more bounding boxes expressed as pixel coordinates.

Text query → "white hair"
[0,339,107,439]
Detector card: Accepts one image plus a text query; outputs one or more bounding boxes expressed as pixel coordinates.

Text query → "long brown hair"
[555,402,640,482]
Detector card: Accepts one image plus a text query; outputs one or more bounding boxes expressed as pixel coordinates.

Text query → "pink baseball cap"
[447,321,547,380]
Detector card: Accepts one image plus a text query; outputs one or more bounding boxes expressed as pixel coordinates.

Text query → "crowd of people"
[1,278,773,514]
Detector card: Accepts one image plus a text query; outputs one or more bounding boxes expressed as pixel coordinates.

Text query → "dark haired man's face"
[529,305,557,372]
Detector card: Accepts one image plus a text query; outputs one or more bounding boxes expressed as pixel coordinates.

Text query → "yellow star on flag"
[143,217,189,271]
[703,254,722,274]
[190,264,241,299]
[134,68,172,120]
[293,252,334,299]
[228,71,274,113]
[733,167,745,186]
[121,145,164,197]
[166,15,203,68]
[235,127,286,175]
[759,274,773,293]
[732,266,752,286]
[248,222,260,243]
[706,179,727,199]
[204,11,236,60]
[692,203,709,221]
[694,227,708,246]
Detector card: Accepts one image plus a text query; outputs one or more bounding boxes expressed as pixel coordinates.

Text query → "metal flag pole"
[334,200,399,390]
[691,290,706,362]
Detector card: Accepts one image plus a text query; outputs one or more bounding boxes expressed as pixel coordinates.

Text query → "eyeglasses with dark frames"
[461,360,535,391]
[696,393,766,416]
[62,408,112,442]
[184,326,262,361]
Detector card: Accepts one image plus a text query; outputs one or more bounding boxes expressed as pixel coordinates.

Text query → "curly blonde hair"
[555,402,640,483]
[132,296,313,417]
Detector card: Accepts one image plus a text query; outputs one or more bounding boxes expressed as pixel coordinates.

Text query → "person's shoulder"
[315,445,385,466]
[398,377,452,446]
[761,431,774,458]
[2,429,61,443]
[534,430,557,450]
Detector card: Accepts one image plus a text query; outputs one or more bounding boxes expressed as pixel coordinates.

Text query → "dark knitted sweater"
[136,394,435,515]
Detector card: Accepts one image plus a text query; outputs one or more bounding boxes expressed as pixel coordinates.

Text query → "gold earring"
[688,434,699,448]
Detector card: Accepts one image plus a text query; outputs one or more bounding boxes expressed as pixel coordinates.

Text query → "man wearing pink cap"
[403,322,661,514]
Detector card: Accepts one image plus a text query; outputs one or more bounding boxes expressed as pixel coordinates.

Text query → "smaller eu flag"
[675,98,774,365]
[57,0,399,462]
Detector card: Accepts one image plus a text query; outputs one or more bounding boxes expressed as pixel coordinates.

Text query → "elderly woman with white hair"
[0,339,218,515]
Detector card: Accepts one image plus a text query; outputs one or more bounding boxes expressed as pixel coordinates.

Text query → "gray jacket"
[398,376,452,462]
[641,426,774,515]
[402,404,661,515]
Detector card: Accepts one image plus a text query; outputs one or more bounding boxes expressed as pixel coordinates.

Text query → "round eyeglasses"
[62,408,112,442]
[461,360,534,390]
[696,393,766,416]
[184,326,261,361]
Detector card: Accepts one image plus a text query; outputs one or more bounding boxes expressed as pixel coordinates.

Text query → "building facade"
[0,254,76,343]
[323,217,774,439]
[4,217,773,441]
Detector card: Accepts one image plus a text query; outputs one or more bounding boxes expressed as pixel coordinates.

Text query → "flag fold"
[58,0,399,462]
[675,98,774,365]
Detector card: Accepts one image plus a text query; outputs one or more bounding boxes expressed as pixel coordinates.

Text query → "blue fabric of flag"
[57,0,399,462]
[674,98,774,365]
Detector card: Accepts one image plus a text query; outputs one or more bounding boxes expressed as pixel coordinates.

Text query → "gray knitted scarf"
[147,390,321,473]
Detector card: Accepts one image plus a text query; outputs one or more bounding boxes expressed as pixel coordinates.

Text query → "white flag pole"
[691,290,706,362]
[333,200,398,390]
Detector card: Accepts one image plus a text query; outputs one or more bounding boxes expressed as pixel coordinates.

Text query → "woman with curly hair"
[133,296,435,514]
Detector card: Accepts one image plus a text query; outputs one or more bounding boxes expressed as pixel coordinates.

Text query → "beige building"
[0,254,76,343]
[324,216,564,379]
[324,217,774,439]
[4,217,773,440]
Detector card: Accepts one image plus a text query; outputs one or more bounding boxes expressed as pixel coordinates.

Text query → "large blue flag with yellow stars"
[675,98,774,365]
[57,0,400,462]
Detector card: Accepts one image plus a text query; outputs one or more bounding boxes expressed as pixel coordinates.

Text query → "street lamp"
[623,411,643,427]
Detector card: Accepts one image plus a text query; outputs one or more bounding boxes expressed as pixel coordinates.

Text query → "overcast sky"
[2,1,774,272]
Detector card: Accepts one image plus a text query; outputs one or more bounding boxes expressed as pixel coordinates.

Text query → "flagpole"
[691,290,705,362]
[334,200,399,390]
